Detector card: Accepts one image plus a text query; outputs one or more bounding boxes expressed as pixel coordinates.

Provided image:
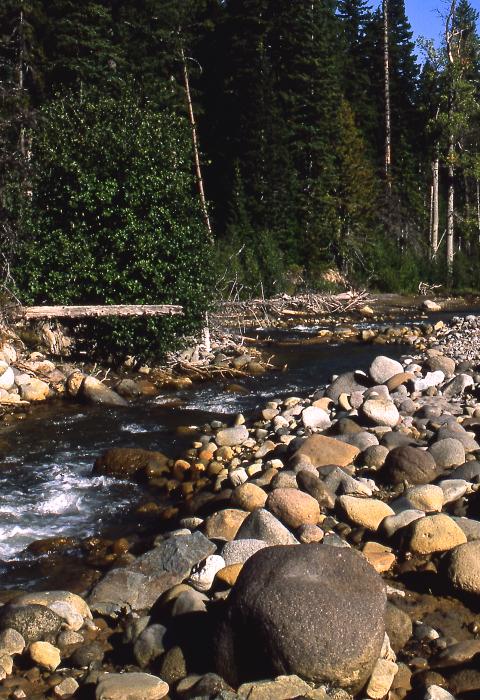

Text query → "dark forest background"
[0,1,479,353]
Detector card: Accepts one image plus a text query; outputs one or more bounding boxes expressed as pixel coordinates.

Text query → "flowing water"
[0,306,477,586]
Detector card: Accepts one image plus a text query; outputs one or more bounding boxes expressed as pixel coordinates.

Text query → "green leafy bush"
[15,87,211,358]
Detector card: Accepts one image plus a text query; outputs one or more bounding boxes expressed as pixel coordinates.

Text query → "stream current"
[0,308,475,586]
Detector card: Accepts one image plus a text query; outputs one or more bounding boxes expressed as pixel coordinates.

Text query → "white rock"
[188,555,226,592]
[413,371,445,392]
[49,601,84,631]
[0,363,15,390]
[424,686,455,700]
[229,468,248,487]
[301,406,331,431]
[366,658,398,699]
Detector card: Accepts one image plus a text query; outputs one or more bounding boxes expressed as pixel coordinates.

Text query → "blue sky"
[375,1,480,46]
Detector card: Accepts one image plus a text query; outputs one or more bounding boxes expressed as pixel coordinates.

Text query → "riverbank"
[1,308,480,697]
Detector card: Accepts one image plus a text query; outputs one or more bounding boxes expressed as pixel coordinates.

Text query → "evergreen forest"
[1,0,480,354]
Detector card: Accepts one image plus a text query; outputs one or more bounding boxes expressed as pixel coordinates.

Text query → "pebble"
[0,628,25,655]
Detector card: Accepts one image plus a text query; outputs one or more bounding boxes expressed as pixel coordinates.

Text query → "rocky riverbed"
[3,309,480,698]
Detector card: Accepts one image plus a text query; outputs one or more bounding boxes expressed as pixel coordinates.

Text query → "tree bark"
[431,158,439,258]
[383,0,392,194]
[447,140,455,275]
[14,304,184,320]
[181,47,213,244]
[476,178,480,244]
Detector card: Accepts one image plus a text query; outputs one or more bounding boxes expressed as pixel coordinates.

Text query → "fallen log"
[13,304,184,320]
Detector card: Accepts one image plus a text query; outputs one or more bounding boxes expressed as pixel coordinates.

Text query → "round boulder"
[369,356,404,385]
[0,604,63,643]
[266,488,320,528]
[382,446,439,485]
[215,544,386,692]
[428,439,465,469]
[447,541,480,595]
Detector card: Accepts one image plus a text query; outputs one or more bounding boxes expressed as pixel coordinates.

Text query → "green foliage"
[15,87,211,358]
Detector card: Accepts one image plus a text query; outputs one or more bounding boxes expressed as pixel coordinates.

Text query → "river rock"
[66,370,85,397]
[381,510,426,538]
[96,672,169,700]
[422,299,442,311]
[215,544,386,691]
[452,517,480,541]
[369,356,404,385]
[0,363,15,391]
[362,399,399,427]
[363,445,390,469]
[413,371,445,393]
[443,374,475,399]
[365,658,398,699]
[29,641,61,671]
[93,447,169,480]
[296,470,335,509]
[439,479,469,504]
[266,487,320,528]
[15,591,92,620]
[386,372,415,392]
[189,555,226,592]
[81,375,128,407]
[237,675,320,699]
[291,434,360,468]
[382,446,439,485]
[20,377,50,401]
[0,604,63,643]
[402,484,445,513]
[221,539,269,566]
[216,426,249,447]
[133,624,167,668]
[203,509,249,541]
[428,438,465,469]
[88,532,216,611]
[301,406,331,431]
[326,371,370,402]
[425,353,456,379]
[408,514,467,554]
[235,508,299,545]
[232,483,267,511]
[385,603,413,653]
[0,628,25,655]
[447,540,480,595]
[424,687,455,700]
[337,496,394,531]
[54,678,80,698]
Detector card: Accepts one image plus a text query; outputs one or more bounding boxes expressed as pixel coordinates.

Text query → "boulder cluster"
[4,340,480,698]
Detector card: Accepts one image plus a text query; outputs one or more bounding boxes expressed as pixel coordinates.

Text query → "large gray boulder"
[215,544,386,692]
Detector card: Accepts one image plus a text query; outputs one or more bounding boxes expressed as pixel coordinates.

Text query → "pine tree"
[337,0,376,145]
[42,0,121,94]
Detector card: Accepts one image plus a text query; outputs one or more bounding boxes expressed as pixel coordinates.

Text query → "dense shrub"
[15,88,211,358]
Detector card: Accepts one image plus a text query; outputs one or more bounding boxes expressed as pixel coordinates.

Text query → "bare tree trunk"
[476,178,480,244]
[431,158,439,258]
[447,140,455,275]
[18,9,25,157]
[181,47,213,244]
[383,0,392,194]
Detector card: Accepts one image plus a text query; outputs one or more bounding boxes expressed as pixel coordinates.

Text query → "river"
[0,306,475,589]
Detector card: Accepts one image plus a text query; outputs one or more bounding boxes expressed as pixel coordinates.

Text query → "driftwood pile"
[210,290,372,332]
